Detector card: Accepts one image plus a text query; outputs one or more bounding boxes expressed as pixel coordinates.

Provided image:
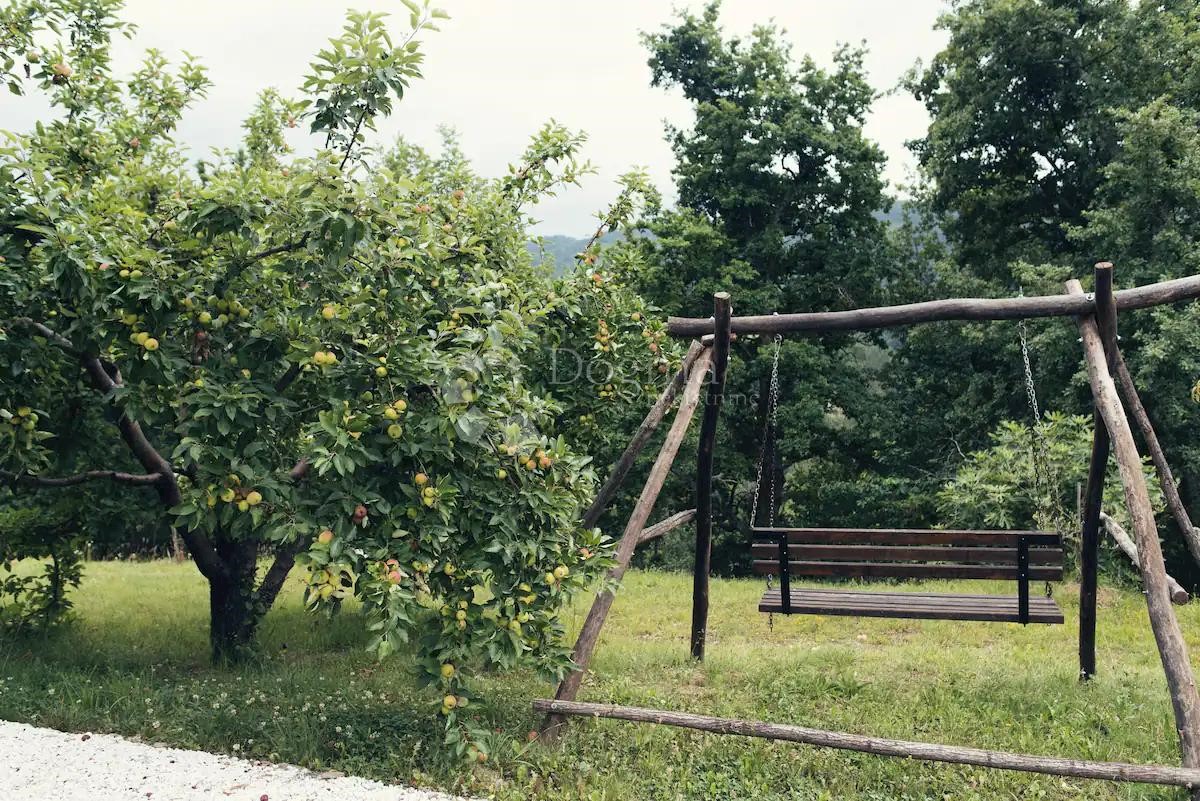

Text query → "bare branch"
[78,353,230,584]
[288,458,311,481]
[5,318,81,356]
[255,456,315,607]
[273,363,302,394]
[1,468,163,488]
[247,236,309,264]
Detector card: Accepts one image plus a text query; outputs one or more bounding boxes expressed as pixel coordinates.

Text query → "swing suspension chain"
[1018,318,1063,597]
[752,333,783,631]
[751,333,784,529]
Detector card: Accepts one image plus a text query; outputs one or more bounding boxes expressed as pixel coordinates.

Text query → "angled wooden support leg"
[1111,346,1200,570]
[1102,512,1190,604]
[1067,275,1200,781]
[581,340,706,530]
[539,348,713,741]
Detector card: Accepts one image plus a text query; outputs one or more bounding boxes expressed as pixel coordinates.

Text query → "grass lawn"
[2,561,1198,800]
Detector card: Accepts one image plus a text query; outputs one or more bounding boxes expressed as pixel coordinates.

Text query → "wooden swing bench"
[751,527,1065,624]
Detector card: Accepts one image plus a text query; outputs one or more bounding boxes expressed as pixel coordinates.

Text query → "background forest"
[597,0,1200,588]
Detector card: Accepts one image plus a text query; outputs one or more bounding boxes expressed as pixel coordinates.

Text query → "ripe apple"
[554,565,569,579]
[317,529,334,544]
[384,407,399,420]
[245,490,263,506]
[414,472,428,486]
[142,337,159,351]
[321,305,336,320]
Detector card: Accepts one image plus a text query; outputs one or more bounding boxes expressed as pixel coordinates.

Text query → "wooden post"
[533,699,1200,789]
[1111,346,1200,569]
[1079,422,1107,680]
[691,292,732,661]
[1067,277,1200,776]
[581,340,706,530]
[1079,263,1115,680]
[539,349,713,740]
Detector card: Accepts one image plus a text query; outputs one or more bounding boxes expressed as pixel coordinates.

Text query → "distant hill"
[529,202,912,275]
[527,232,622,275]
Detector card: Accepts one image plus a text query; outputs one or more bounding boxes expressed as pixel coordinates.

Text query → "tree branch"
[6,317,81,356]
[78,353,229,584]
[1,468,163,488]
[273,363,302,394]
[339,107,370,171]
[255,456,314,607]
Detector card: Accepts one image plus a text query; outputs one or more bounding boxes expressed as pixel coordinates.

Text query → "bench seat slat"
[759,588,1064,624]
[753,560,1063,581]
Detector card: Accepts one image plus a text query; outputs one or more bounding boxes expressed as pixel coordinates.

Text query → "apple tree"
[0,0,674,752]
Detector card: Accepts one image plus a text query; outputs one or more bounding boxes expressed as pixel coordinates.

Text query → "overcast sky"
[1,1,949,234]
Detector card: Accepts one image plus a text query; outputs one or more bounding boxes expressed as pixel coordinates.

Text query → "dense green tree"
[638,2,892,316]
[629,2,903,572]
[898,0,1200,581]
[909,0,1132,278]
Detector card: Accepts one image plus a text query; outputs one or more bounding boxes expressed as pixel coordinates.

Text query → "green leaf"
[470,583,495,606]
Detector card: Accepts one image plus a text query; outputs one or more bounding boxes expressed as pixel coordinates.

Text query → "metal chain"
[1018,318,1068,598]
[751,334,783,528]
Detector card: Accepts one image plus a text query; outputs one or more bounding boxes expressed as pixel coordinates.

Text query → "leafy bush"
[0,501,82,632]
[937,412,1164,568]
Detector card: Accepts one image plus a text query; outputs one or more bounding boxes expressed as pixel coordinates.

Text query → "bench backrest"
[751,528,1064,581]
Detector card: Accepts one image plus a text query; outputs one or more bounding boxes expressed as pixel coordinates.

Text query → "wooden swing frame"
[536,263,1200,792]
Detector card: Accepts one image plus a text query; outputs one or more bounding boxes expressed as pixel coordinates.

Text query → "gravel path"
[0,720,473,801]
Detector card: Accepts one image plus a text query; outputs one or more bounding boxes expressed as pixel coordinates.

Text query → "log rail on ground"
[532,700,1200,789]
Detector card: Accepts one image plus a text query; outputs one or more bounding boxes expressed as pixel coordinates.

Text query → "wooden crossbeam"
[667,273,1200,337]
